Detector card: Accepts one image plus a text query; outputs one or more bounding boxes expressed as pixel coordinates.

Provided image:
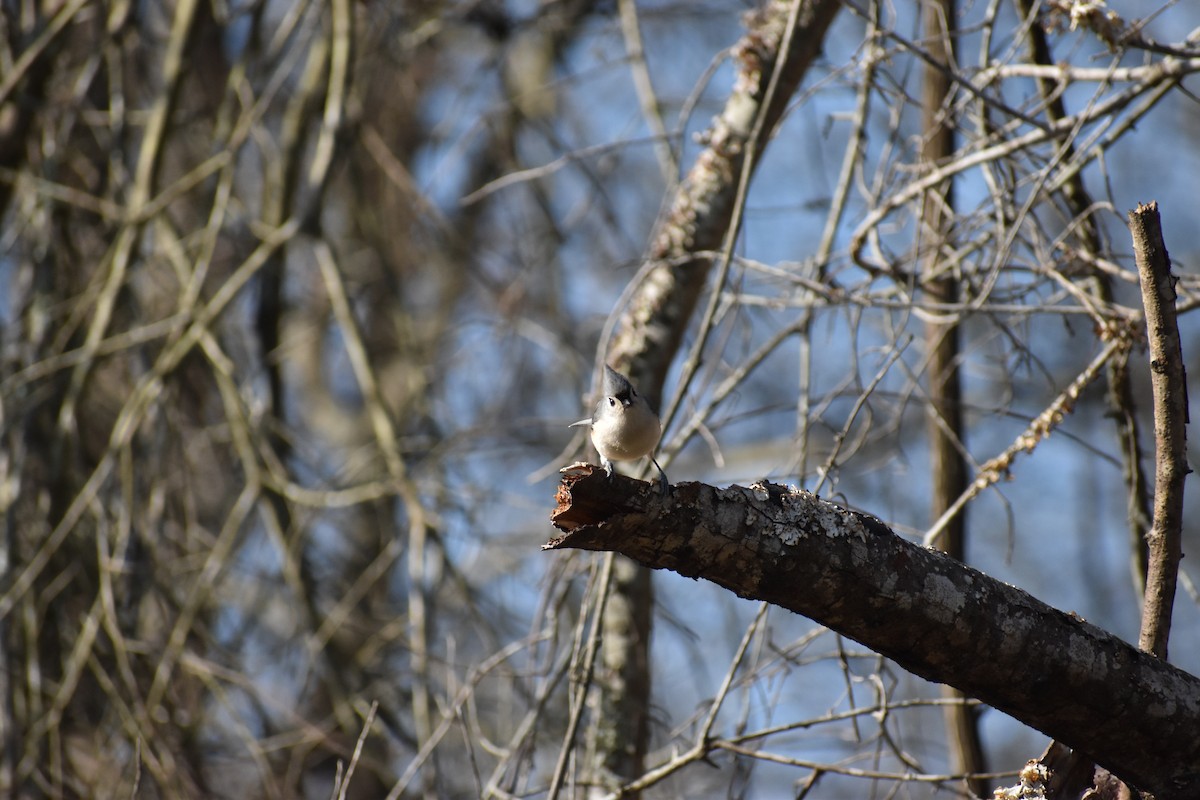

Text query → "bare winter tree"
[3,1,1200,799]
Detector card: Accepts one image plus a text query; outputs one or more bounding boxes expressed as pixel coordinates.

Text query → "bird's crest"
[603,365,635,403]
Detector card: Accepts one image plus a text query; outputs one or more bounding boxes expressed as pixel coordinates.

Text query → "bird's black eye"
[608,397,618,407]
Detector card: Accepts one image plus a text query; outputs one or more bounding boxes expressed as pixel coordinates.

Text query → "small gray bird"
[571,365,669,492]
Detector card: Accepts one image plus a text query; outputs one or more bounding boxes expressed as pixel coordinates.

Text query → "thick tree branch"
[546,465,1200,799]
[1129,201,1189,660]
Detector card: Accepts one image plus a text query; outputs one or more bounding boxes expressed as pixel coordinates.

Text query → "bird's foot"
[651,457,670,496]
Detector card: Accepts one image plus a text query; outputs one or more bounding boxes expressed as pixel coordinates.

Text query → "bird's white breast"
[590,405,661,462]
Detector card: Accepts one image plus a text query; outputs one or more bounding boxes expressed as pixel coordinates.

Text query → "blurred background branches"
[2,0,1199,797]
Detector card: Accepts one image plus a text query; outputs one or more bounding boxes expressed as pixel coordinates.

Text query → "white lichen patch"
[744,505,759,528]
[1066,633,1101,674]
[878,570,897,594]
[725,483,875,546]
[776,525,803,546]
[809,503,868,541]
[922,573,966,624]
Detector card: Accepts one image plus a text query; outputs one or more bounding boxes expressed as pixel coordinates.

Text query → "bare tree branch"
[547,467,1200,799]
[609,0,843,399]
[1130,201,1189,661]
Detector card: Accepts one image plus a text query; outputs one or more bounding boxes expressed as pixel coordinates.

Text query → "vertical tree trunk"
[585,558,653,797]
[920,0,988,794]
[585,2,843,794]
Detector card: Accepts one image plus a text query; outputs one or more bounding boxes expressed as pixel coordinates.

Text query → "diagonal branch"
[547,466,1200,799]
[609,0,843,402]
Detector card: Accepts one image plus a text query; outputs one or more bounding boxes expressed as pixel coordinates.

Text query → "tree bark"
[547,466,1200,799]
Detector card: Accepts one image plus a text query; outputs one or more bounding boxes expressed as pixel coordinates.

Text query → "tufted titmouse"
[570,365,669,492]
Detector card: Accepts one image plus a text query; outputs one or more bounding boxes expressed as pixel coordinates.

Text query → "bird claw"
[651,457,670,496]
[593,457,669,495]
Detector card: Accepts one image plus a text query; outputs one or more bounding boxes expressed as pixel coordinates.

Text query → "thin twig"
[335,701,378,800]
[545,553,617,800]
[923,335,1130,548]
[1129,201,1188,660]
[617,0,678,181]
